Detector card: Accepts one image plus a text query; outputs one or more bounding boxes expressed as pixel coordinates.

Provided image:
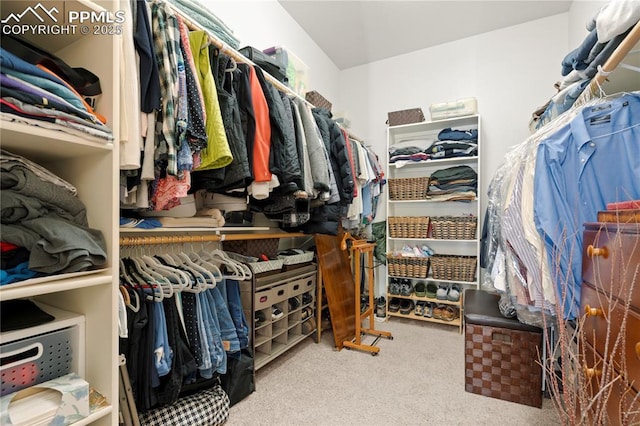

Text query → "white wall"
[337,13,570,296]
[568,1,607,47]
[204,1,341,104]
[338,13,570,222]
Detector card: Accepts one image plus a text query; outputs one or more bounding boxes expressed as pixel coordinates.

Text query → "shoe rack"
[239,264,317,370]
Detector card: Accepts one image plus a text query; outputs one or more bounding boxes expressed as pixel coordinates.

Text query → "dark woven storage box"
[223,238,279,259]
[464,323,543,408]
[386,254,429,278]
[464,289,543,408]
[387,108,425,126]
[305,90,332,111]
[430,216,477,240]
[430,255,477,282]
[388,216,430,239]
[388,177,429,200]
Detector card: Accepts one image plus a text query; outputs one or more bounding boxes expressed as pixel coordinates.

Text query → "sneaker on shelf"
[288,296,301,311]
[399,299,414,315]
[302,306,313,320]
[272,306,284,320]
[436,283,449,300]
[302,292,313,305]
[388,297,401,312]
[255,310,266,326]
[388,278,400,295]
[400,279,413,296]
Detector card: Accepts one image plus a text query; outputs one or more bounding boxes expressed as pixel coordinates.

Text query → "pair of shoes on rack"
[255,310,266,326]
[301,306,313,320]
[415,301,434,317]
[414,281,427,297]
[426,283,438,299]
[302,292,313,305]
[399,279,413,297]
[288,296,301,311]
[435,283,462,302]
[302,317,316,334]
[272,306,284,320]
[399,299,414,315]
[388,298,401,312]
[388,278,401,295]
[433,304,459,321]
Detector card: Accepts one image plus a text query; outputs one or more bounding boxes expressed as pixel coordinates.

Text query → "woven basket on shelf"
[388,177,429,200]
[430,255,477,282]
[305,90,332,111]
[430,216,477,240]
[388,216,430,239]
[386,255,430,278]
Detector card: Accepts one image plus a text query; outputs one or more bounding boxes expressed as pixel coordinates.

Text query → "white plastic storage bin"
[263,46,309,95]
[429,97,478,120]
[0,305,85,397]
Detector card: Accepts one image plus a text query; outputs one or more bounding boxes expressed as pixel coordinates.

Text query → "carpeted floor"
[226,317,561,425]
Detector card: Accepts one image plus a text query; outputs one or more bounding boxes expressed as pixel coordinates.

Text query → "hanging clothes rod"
[119,232,307,246]
[120,234,222,246]
[590,20,640,88]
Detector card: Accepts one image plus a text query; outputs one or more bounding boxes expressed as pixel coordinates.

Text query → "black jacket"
[312,108,354,205]
[254,67,302,193]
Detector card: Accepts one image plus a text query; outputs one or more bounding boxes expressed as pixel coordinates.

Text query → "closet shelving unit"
[0,1,119,425]
[385,115,481,332]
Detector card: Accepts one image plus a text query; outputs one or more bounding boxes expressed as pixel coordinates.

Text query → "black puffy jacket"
[312,108,354,205]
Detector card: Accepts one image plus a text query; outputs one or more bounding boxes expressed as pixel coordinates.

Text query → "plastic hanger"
[143,254,190,292]
[178,252,218,289]
[122,257,163,302]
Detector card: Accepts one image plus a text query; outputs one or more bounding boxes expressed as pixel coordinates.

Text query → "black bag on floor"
[220,349,255,406]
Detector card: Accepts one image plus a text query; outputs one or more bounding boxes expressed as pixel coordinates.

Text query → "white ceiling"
[278,1,573,69]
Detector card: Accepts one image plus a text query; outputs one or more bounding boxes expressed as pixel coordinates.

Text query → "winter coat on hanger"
[190,48,251,193]
[312,108,354,205]
[254,67,302,193]
[293,98,330,197]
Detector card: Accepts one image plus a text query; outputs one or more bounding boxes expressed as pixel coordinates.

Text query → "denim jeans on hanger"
[207,287,240,354]
[225,279,249,350]
[197,292,226,377]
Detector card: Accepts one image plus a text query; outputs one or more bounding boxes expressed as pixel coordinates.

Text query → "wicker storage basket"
[305,90,332,111]
[388,177,429,200]
[430,216,477,240]
[386,255,429,278]
[388,217,430,239]
[227,252,284,274]
[430,255,477,282]
[386,108,425,126]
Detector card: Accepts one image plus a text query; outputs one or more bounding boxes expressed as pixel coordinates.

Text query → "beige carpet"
[226,317,560,425]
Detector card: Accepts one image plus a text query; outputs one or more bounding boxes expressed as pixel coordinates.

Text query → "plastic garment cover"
[481,94,627,327]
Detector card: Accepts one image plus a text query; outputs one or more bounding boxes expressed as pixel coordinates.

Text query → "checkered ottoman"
[464,290,543,408]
